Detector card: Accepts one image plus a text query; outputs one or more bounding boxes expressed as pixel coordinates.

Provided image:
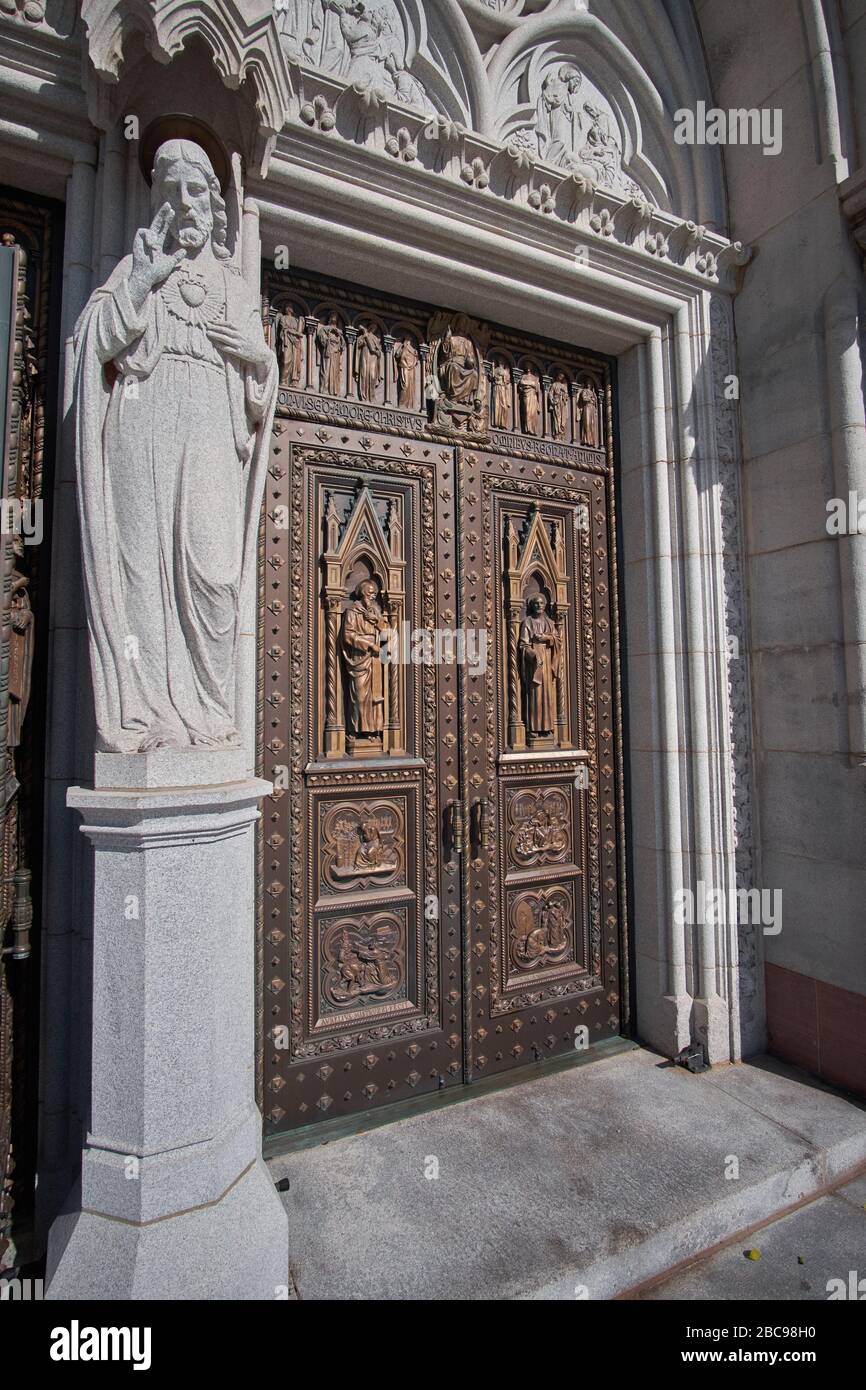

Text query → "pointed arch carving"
[321,481,406,758]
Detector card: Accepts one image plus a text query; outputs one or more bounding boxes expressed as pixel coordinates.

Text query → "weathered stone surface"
[73,138,277,757]
[271,1049,866,1301]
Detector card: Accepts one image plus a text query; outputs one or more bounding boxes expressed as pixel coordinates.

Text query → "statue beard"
[175,213,212,251]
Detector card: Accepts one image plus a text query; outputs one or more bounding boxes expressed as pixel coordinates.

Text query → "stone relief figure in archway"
[72,138,277,753]
[576,382,600,448]
[340,578,388,739]
[519,593,561,737]
[578,102,627,190]
[275,304,305,387]
[277,0,433,110]
[548,371,569,440]
[534,64,583,167]
[393,335,418,408]
[518,367,541,434]
[317,312,345,394]
[355,323,383,401]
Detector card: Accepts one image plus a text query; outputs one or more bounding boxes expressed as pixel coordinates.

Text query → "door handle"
[471,798,491,856]
[446,799,466,854]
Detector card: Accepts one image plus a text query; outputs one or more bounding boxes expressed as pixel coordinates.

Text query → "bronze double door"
[260,280,625,1139]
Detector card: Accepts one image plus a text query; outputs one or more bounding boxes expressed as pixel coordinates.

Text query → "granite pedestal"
[46,750,288,1300]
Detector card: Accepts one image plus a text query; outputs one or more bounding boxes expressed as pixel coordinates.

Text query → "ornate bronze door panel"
[259,267,626,1139]
[457,449,622,1079]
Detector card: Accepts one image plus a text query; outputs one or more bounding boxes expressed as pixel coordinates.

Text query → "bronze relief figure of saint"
[577,383,600,448]
[393,336,418,409]
[275,305,304,387]
[518,368,541,435]
[317,312,345,395]
[491,362,511,429]
[548,372,569,440]
[440,320,479,405]
[519,594,561,737]
[340,578,388,742]
[355,323,383,402]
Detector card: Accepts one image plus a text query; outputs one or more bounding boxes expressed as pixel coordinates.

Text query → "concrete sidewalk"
[634,1172,866,1299]
[270,1045,866,1301]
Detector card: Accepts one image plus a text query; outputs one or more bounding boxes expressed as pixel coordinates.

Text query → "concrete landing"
[270,1046,866,1301]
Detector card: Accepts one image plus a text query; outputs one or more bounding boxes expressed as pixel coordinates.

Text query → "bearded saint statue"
[519,594,561,737]
[72,138,278,752]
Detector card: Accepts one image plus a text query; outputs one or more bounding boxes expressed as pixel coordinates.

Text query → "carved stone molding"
[79,0,293,169]
[840,166,866,271]
[710,294,758,1032]
[270,1,751,291]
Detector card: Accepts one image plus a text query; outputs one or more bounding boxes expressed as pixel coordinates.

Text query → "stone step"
[270,1045,866,1300]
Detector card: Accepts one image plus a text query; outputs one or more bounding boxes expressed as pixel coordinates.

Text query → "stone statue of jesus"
[73,139,278,753]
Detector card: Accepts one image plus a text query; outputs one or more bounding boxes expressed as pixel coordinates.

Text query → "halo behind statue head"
[139,116,231,195]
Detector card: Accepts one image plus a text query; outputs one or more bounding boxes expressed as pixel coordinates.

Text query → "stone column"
[305,316,319,390]
[383,333,395,405]
[511,366,522,432]
[46,750,287,1300]
[419,342,432,409]
[542,373,552,439]
[345,325,358,398]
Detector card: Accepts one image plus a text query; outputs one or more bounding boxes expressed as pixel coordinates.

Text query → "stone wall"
[697,0,866,1095]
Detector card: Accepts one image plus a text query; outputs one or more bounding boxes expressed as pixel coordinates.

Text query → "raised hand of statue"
[206,322,272,373]
[129,202,186,311]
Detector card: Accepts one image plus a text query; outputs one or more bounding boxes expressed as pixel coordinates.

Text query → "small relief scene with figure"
[276,0,434,112]
[320,798,404,892]
[508,886,574,975]
[320,474,410,760]
[320,910,406,1013]
[499,53,643,200]
[268,270,608,452]
[504,503,578,752]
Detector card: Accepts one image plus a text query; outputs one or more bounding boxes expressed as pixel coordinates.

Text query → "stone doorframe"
[249,129,759,1067]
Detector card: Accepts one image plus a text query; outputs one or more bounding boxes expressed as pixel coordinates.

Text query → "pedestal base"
[46,1157,287,1301]
[45,757,285,1300]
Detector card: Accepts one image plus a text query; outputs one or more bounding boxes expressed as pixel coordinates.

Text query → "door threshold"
[263,1035,638,1158]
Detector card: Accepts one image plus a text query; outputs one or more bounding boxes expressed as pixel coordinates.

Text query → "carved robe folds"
[340,594,386,737]
[519,610,561,736]
[73,258,277,752]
